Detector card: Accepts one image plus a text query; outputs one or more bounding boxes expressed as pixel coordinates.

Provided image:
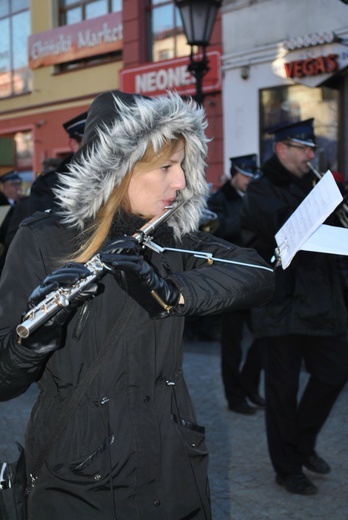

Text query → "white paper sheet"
[275,171,343,269]
[300,224,348,255]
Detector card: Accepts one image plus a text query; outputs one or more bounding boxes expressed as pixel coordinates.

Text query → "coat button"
[153,499,161,506]
[144,395,151,403]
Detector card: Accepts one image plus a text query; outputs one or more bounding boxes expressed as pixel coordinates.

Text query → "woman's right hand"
[28,262,95,307]
[21,263,98,354]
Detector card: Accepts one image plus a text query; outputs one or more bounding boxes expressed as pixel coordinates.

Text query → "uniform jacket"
[0,191,15,272]
[241,154,347,338]
[0,91,274,520]
[207,181,244,245]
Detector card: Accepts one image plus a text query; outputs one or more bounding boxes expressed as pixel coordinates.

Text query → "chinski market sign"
[28,12,122,69]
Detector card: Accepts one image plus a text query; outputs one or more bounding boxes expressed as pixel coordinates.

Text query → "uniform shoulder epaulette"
[19,209,54,228]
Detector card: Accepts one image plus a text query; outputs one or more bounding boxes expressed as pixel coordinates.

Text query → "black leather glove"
[21,263,98,354]
[100,237,180,318]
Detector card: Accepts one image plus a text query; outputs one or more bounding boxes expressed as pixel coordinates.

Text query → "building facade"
[0,0,222,188]
[221,0,348,180]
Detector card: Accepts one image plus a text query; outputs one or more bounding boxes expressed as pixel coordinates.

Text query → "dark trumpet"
[307,162,348,228]
[16,202,184,338]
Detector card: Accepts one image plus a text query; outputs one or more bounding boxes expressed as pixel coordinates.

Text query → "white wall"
[223,0,348,55]
[223,61,289,172]
[221,0,348,174]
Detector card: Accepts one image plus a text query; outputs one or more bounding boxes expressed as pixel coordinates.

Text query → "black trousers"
[220,309,265,406]
[264,334,348,476]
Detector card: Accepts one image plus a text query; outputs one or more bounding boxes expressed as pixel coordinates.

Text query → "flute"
[16,202,183,339]
[307,162,348,228]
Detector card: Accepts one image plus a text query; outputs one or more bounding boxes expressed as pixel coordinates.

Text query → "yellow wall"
[0,0,124,172]
[0,0,123,118]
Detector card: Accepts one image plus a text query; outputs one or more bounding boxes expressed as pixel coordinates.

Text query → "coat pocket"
[49,433,115,485]
[171,412,207,457]
[167,413,210,517]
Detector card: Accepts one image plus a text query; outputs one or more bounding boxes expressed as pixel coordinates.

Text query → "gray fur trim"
[54,91,210,239]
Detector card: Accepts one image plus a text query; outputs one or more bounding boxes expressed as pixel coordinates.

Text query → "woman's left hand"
[100,237,180,318]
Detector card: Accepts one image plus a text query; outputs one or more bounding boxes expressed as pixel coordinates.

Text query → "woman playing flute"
[0,90,274,520]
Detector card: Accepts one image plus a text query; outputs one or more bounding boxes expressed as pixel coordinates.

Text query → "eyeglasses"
[285,143,317,153]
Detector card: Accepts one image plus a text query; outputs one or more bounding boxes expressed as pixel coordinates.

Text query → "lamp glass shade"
[175,0,221,47]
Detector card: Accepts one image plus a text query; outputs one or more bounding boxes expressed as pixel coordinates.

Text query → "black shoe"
[228,402,257,415]
[303,453,331,475]
[276,472,318,496]
[247,392,266,407]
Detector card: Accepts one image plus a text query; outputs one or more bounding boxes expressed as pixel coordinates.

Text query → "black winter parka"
[241,154,347,338]
[0,211,274,520]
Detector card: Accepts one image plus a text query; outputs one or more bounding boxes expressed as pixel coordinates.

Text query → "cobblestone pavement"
[0,338,347,519]
[183,339,348,520]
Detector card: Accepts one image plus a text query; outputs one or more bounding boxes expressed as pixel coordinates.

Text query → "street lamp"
[174,0,222,104]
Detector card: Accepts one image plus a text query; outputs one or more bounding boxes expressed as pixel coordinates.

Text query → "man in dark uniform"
[0,170,22,207]
[208,155,266,414]
[0,170,22,271]
[29,111,87,213]
[3,112,88,250]
[241,119,348,495]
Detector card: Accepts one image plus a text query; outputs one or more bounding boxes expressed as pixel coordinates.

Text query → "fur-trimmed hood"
[54,90,210,239]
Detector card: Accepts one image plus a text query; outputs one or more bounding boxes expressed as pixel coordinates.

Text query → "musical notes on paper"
[275,171,343,269]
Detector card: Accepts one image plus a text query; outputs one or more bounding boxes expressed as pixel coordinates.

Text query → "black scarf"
[108,209,176,248]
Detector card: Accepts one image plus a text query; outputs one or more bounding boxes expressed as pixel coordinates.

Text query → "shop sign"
[28,12,122,69]
[119,50,221,97]
[272,39,348,87]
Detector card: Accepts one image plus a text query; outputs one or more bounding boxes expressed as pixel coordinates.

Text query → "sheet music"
[301,224,348,255]
[275,171,343,269]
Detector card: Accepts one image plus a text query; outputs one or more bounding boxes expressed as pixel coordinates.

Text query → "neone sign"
[120,51,221,97]
[135,65,195,93]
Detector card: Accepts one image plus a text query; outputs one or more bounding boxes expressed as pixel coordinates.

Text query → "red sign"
[284,54,338,78]
[119,51,221,97]
[28,12,122,69]
[272,41,348,87]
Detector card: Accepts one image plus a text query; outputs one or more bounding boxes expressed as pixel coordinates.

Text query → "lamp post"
[174,0,222,105]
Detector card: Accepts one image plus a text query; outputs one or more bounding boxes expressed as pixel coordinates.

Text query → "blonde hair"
[73,137,184,263]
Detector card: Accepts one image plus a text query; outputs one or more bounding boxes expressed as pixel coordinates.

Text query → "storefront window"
[147,0,189,62]
[260,84,339,172]
[59,0,122,25]
[14,130,34,186]
[12,10,31,94]
[86,0,108,19]
[112,0,122,11]
[12,0,29,10]
[0,0,31,98]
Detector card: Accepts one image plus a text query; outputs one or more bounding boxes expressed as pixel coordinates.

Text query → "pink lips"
[163,199,175,209]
